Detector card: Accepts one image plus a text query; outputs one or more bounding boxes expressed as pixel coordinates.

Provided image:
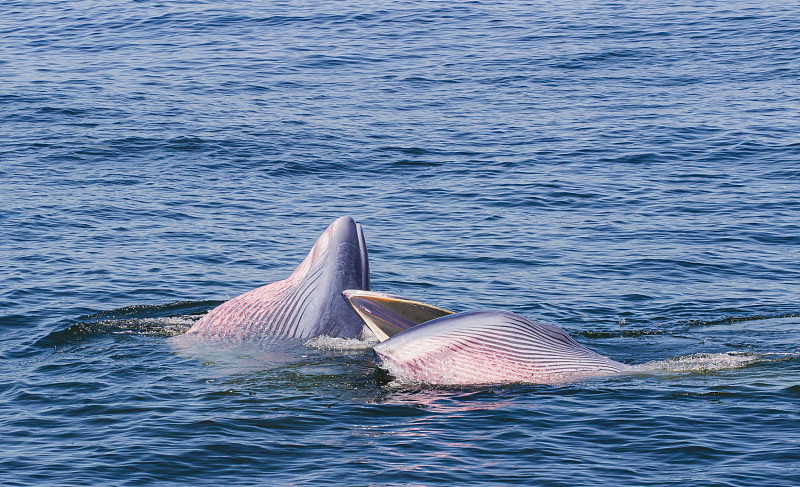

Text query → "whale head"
[187,216,370,341]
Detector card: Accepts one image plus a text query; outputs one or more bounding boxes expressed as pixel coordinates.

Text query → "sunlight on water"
[169,333,311,374]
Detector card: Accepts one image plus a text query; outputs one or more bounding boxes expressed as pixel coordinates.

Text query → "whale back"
[373,310,630,385]
[187,216,369,341]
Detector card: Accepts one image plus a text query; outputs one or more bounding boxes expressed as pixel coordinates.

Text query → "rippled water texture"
[2,1,799,485]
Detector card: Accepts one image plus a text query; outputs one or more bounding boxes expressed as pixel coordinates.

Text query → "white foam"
[304,335,377,351]
[103,316,197,337]
[632,351,763,373]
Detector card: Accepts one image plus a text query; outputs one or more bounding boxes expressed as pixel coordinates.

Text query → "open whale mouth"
[341,290,452,342]
[355,222,369,291]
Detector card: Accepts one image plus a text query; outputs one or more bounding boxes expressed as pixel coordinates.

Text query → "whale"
[186,216,370,341]
[182,219,629,385]
[344,290,631,385]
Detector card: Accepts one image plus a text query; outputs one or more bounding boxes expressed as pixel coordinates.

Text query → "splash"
[304,335,378,351]
[35,315,199,350]
[104,316,196,337]
[632,352,764,373]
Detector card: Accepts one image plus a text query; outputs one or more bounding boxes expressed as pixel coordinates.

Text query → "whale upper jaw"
[187,216,370,341]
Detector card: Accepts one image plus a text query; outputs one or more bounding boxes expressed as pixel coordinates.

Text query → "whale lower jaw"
[341,291,630,385]
[374,338,630,386]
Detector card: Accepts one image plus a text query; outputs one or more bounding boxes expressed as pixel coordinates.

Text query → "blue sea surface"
[2,0,800,485]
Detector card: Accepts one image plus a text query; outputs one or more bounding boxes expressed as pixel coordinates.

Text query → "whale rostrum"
[187,216,369,341]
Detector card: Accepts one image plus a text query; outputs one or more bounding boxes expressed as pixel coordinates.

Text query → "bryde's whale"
[186,216,369,341]
[185,217,630,385]
[344,290,631,385]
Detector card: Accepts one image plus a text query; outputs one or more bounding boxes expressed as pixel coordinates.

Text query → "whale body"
[183,219,630,385]
[344,290,631,385]
[186,216,369,341]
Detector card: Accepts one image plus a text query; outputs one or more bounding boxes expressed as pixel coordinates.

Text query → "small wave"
[682,313,800,329]
[41,316,196,347]
[83,300,220,321]
[34,301,215,349]
[633,352,767,373]
[104,316,196,337]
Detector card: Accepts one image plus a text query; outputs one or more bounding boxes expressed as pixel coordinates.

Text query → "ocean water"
[2,0,800,485]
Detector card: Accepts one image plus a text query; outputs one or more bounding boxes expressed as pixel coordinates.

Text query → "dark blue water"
[2,1,800,485]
